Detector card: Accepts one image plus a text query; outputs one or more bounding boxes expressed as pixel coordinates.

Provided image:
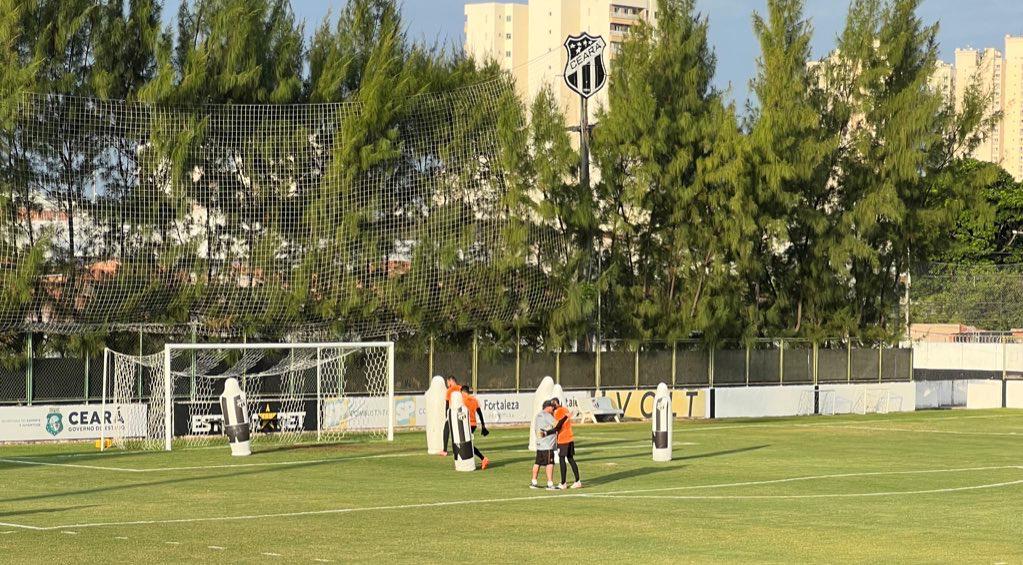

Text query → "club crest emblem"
[563,33,607,98]
[45,408,63,436]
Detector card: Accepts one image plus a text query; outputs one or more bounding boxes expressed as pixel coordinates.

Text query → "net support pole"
[387,342,395,442]
[316,347,322,442]
[164,346,172,451]
[25,333,33,406]
[84,355,90,403]
[100,348,108,452]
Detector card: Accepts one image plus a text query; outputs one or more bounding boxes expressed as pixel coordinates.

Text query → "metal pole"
[878,345,883,384]
[813,341,819,386]
[847,340,852,384]
[387,342,395,442]
[84,355,90,403]
[26,333,33,406]
[634,345,640,388]
[779,340,785,385]
[163,346,172,451]
[515,327,521,393]
[555,350,561,385]
[316,347,322,441]
[137,329,143,399]
[745,344,750,386]
[671,342,677,389]
[472,330,479,391]
[101,348,108,452]
[189,324,197,402]
[708,344,715,387]
[428,335,434,379]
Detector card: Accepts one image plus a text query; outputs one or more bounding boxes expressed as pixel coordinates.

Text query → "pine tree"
[742,0,842,337]
[592,0,743,342]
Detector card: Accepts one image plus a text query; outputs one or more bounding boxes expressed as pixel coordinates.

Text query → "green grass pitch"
[2,410,1022,563]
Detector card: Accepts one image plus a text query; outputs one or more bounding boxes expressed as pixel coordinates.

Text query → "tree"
[592,0,744,342]
[741,0,843,337]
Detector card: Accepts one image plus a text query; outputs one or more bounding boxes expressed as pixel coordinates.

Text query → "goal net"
[102,342,394,451]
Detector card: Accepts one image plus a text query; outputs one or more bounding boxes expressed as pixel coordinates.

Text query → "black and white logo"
[563,33,607,99]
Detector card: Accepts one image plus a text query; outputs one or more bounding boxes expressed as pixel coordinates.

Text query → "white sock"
[547,481,554,487]
[531,479,537,485]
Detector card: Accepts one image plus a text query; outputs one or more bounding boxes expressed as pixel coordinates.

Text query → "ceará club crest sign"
[563,33,607,98]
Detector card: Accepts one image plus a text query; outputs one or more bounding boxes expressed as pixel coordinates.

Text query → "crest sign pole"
[563,32,607,367]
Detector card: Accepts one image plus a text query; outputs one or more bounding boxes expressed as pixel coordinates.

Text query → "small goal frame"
[102,341,395,451]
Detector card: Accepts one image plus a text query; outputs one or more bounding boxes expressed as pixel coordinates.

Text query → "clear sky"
[161,0,1023,105]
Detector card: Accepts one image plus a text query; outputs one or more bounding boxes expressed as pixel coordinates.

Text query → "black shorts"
[534,449,554,466]
[557,442,575,458]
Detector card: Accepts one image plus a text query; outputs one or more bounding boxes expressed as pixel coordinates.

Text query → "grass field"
[2,409,1023,563]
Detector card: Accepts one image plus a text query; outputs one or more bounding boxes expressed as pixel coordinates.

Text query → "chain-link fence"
[0,336,917,404]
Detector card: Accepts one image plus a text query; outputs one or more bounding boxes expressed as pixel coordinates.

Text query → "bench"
[579,396,624,423]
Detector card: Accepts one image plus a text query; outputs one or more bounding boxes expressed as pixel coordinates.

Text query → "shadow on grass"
[0,457,347,505]
[581,444,769,466]
[584,464,687,487]
[0,504,99,518]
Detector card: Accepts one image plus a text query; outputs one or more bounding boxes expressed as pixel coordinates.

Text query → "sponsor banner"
[175,395,424,436]
[477,391,593,425]
[596,388,707,419]
[477,393,532,424]
[0,404,147,442]
[174,391,593,436]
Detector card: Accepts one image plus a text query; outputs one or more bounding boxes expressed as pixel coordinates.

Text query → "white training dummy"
[219,377,251,457]
[425,375,446,454]
[449,390,476,472]
[529,376,555,451]
[551,383,565,463]
[652,382,672,462]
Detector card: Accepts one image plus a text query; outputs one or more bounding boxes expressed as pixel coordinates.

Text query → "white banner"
[343,391,594,430]
[0,404,147,442]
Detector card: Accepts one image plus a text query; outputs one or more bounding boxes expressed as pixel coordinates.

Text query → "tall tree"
[592,0,744,342]
[741,0,843,337]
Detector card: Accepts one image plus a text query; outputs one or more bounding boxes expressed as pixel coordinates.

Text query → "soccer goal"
[102,342,394,451]
[853,388,891,415]
[796,389,837,416]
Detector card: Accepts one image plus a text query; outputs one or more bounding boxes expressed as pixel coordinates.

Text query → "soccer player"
[550,397,581,489]
[530,400,558,490]
[461,386,490,469]
[440,376,462,457]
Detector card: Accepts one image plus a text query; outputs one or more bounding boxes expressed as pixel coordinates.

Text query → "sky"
[160,0,1023,105]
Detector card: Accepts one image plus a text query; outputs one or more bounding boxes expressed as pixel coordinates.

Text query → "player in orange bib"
[550,397,581,489]
[461,386,490,469]
[440,376,462,456]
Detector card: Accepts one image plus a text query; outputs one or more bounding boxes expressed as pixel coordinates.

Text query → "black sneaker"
[545,485,558,491]
[529,483,540,489]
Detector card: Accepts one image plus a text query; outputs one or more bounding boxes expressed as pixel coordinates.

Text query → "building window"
[506,33,511,39]
[506,51,512,58]
[506,15,511,22]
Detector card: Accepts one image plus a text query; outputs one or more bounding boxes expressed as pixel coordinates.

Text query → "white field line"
[592,465,1023,495]
[0,459,143,472]
[0,452,418,474]
[0,522,44,531]
[6,465,1020,532]
[673,412,1023,433]
[833,425,1022,437]
[585,479,1023,500]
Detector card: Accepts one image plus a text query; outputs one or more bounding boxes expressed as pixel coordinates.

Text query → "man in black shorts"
[530,400,558,490]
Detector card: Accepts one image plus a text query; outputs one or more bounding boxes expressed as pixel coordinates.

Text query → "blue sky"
[161,0,1023,104]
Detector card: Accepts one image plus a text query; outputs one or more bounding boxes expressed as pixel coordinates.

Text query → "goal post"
[103,341,395,451]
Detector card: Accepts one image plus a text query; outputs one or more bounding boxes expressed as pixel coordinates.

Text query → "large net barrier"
[912,263,1023,330]
[0,82,561,336]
